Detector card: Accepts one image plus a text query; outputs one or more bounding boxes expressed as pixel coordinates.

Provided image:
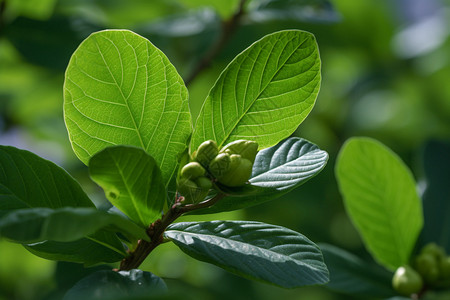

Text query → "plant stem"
[118,193,226,271]
[184,0,247,86]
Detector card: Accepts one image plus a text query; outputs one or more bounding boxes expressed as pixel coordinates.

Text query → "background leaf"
[63,269,167,300]
[192,137,328,214]
[89,146,166,227]
[335,137,423,271]
[319,243,396,298]
[165,221,329,288]
[190,30,321,153]
[64,29,191,187]
[0,207,148,244]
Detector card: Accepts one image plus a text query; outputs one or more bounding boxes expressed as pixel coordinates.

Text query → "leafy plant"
[325,137,450,299]
[0,28,329,298]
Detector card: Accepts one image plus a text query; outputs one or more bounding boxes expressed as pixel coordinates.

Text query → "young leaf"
[0,207,148,244]
[63,269,167,300]
[64,29,191,187]
[335,137,423,271]
[89,146,166,227]
[319,243,396,298]
[192,137,328,214]
[0,145,94,209]
[165,221,329,288]
[190,30,321,153]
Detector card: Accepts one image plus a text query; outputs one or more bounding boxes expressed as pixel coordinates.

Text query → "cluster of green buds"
[177,139,258,203]
[392,243,450,296]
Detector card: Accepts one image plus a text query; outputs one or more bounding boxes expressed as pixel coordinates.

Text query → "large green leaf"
[0,145,126,263]
[64,29,191,187]
[165,221,329,288]
[335,137,423,270]
[89,146,166,227]
[63,269,167,300]
[192,137,328,214]
[319,243,396,298]
[0,207,148,244]
[0,145,93,210]
[190,30,321,153]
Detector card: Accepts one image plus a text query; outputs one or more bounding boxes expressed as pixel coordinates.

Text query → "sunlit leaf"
[190,30,321,153]
[89,146,166,227]
[165,221,329,288]
[335,137,423,270]
[64,29,191,187]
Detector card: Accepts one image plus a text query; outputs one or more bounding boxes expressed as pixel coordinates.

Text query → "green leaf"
[0,145,94,210]
[190,30,321,153]
[335,137,423,270]
[64,29,191,187]
[319,243,396,298]
[192,137,328,214]
[89,146,166,227]
[0,145,126,263]
[165,221,329,288]
[63,269,167,300]
[420,140,450,253]
[0,207,148,244]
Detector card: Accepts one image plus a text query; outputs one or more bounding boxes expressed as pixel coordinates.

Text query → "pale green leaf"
[190,30,321,153]
[165,221,329,288]
[89,146,166,227]
[335,137,423,270]
[0,207,148,244]
[64,29,191,187]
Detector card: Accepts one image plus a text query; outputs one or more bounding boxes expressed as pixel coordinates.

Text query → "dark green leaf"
[192,137,328,214]
[165,221,329,288]
[89,146,166,227]
[0,207,148,244]
[319,243,396,298]
[335,137,423,270]
[190,30,321,153]
[420,140,450,253]
[63,269,167,300]
[64,29,191,187]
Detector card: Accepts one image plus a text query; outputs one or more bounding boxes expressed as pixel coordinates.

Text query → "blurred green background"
[1,0,449,299]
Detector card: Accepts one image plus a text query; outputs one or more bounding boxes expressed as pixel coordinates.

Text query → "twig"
[118,193,226,271]
[184,0,247,86]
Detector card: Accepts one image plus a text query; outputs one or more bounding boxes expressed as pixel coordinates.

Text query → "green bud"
[217,155,253,187]
[195,140,219,167]
[392,265,423,296]
[209,153,231,178]
[180,162,205,180]
[440,257,450,279]
[220,140,258,163]
[195,176,213,190]
[421,243,446,260]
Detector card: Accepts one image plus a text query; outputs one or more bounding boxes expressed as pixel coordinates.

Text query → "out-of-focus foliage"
[0,0,449,299]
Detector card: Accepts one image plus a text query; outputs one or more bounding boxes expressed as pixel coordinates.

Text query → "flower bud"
[195,176,213,190]
[195,140,219,167]
[217,155,253,187]
[220,140,258,163]
[180,162,205,180]
[209,152,231,178]
[440,257,450,279]
[392,265,423,296]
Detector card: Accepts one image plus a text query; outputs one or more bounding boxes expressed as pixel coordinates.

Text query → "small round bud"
[421,243,446,260]
[195,140,219,167]
[217,155,253,187]
[220,140,258,163]
[195,176,213,190]
[209,153,231,178]
[392,265,423,296]
[181,162,205,180]
[439,257,450,279]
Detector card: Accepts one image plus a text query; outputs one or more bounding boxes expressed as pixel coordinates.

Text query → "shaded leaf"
[89,146,166,227]
[0,207,148,244]
[335,137,423,270]
[190,30,321,153]
[64,29,191,187]
[319,243,396,298]
[165,221,329,288]
[192,137,328,214]
[63,269,167,300]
